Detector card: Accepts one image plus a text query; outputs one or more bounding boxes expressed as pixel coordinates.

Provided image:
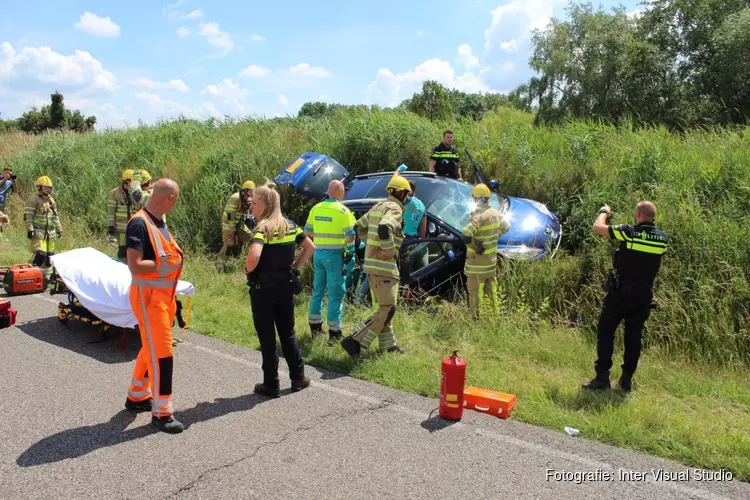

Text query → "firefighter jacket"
[304,199,356,253]
[108,186,135,234]
[222,192,251,233]
[462,203,509,279]
[355,195,405,279]
[25,193,62,240]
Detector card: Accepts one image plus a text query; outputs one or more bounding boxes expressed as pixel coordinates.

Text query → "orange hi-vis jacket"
[127,209,184,417]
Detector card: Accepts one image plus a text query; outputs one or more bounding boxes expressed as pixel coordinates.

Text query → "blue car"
[274,152,562,298]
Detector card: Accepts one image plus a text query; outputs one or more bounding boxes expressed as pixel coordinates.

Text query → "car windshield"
[344,174,508,230]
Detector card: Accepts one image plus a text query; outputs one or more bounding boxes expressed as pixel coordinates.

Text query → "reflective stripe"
[378,331,396,349]
[131,278,178,288]
[314,243,346,250]
[360,330,377,349]
[308,314,322,322]
[138,284,167,416]
[128,389,152,398]
[626,242,667,255]
[131,377,150,388]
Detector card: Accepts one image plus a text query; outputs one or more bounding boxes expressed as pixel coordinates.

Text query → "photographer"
[245,181,315,398]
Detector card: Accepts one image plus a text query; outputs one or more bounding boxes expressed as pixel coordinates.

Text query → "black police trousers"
[249,278,305,388]
[594,286,653,379]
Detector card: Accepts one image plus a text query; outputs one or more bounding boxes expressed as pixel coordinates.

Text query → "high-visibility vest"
[129,210,184,292]
[356,196,404,278]
[462,205,509,278]
[304,199,356,251]
[108,186,134,235]
[24,193,62,240]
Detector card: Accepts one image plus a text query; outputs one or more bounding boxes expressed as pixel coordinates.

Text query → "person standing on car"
[461,183,510,319]
[341,176,411,357]
[24,176,63,274]
[429,130,462,181]
[306,180,356,342]
[583,202,668,393]
[124,179,184,434]
[245,181,316,398]
[107,169,136,263]
[217,180,256,271]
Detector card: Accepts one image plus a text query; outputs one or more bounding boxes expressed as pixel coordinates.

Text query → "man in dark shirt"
[583,201,669,393]
[429,130,462,180]
[125,207,171,260]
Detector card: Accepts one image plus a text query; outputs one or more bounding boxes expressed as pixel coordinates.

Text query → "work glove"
[474,241,486,254]
[108,226,116,236]
[27,230,34,239]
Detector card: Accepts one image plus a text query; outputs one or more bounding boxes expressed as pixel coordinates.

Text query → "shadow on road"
[17,393,269,467]
[421,408,461,433]
[15,316,141,364]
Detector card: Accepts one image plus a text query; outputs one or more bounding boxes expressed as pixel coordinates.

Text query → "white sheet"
[50,247,195,329]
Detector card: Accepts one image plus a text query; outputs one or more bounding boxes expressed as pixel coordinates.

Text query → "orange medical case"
[2,264,48,296]
[463,386,517,419]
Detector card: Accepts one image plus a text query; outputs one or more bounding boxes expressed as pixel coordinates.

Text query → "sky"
[0,0,644,129]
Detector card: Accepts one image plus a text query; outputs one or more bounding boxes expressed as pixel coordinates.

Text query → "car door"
[398,223,465,299]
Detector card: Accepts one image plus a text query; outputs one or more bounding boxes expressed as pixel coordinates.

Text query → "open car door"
[274,152,350,200]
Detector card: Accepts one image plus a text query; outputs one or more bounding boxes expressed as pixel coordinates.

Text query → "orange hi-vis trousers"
[126,209,184,418]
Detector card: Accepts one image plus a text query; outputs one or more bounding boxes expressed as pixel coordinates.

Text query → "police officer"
[462,183,510,319]
[583,201,668,393]
[429,130,462,180]
[217,180,255,270]
[306,180,356,342]
[245,181,316,398]
[340,175,411,357]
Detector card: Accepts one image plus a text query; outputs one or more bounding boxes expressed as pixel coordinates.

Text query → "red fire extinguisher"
[439,350,467,420]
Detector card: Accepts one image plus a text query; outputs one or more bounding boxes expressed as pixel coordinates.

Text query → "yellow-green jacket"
[355,196,405,278]
[25,193,62,240]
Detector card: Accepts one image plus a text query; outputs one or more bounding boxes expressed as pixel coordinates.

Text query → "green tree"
[50,91,65,129]
[406,80,453,121]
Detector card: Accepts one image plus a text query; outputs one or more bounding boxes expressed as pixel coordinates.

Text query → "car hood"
[274,152,349,199]
[497,196,561,259]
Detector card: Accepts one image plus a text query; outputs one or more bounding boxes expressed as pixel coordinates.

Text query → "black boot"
[151,415,184,434]
[254,383,280,398]
[328,329,342,344]
[340,336,361,357]
[310,322,323,337]
[291,376,311,392]
[618,374,633,392]
[386,345,405,354]
[125,397,152,412]
[582,376,611,391]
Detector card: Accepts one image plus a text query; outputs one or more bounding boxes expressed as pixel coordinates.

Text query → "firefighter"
[107,169,136,263]
[130,169,154,207]
[24,176,63,273]
[461,183,510,319]
[429,130,462,180]
[124,178,185,433]
[583,202,668,393]
[217,180,256,270]
[305,179,356,342]
[340,175,411,357]
[245,182,315,398]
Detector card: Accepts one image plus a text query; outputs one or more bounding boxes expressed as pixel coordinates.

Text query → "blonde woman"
[245,181,315,397]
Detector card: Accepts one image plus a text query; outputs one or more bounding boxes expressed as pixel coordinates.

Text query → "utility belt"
[606,269,654,296]
[247,268,301,295]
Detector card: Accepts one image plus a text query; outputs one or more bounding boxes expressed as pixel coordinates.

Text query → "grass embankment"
[1,108,749,479]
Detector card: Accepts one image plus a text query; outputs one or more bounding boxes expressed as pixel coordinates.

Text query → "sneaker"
[125,397,152,412]
[291,376,311,392]
[340,336,361,357]
[618,375,633,393]
[386,345,405,354]
[254,383,281,398]
[581,377,611,391]
[151,415,184,434]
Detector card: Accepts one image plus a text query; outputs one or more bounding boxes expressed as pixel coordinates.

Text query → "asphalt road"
[0,291,747,500]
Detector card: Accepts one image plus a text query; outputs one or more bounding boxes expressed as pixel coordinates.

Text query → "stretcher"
[48,247,196,349]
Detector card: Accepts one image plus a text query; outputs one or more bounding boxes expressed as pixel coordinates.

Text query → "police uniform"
[430,143,460,179]
[247,220,308,393]
[343,194,406,355]
[462,201,510,318]
[305,198,356,340]
[592,221,668,387]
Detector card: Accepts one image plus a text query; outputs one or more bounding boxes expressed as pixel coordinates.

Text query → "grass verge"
[1,219,748,481]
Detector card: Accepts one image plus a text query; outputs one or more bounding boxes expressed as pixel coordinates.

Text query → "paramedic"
[124,178,185,434]
[306,179,356,342]
[24,176,63,273]
[245,181,315,398]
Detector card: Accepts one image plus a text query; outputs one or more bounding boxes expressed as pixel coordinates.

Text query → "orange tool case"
[463,386,517,419]
[0,298,17,328]
[2,264,48,296]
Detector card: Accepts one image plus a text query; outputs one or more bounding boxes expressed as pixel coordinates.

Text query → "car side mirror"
[489,180,499,191]
[447,250,455,262]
